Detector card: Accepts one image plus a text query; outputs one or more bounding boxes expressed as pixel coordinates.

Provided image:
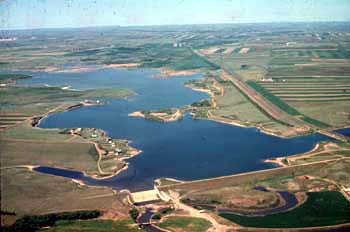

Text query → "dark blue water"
[334,127,350,137]
[19,68,333,191]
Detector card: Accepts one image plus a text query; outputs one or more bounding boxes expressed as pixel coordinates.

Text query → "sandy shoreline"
[128,111,145,118]
[128,110,182,122]
[105,63,140,69]
[153,68,199,78]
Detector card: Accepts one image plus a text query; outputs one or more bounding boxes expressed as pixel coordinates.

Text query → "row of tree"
[2,210,101,232]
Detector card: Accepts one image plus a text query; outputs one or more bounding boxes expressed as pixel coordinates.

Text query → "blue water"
[334,127,350,137]
[19,68,333,191]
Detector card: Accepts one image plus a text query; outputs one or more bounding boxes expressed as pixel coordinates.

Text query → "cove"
[18,68,333,191]
[334,127,350,137]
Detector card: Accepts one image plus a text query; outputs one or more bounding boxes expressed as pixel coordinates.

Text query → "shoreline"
[186,82,300,139]
[127,79,310,139]
[263,142,333,168]
[29,101,142,181]
[128,111,145,118]
[21,70,337,193]
[152,68,199,78]
[17,63,141,74]
[128,109,182,123]
[31,100,107,128]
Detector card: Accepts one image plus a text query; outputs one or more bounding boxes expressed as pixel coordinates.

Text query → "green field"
[181,185,280,210]
[0,168,120,216]
[158,216,212,232]
[0,139,99,174]
[39,219,139,232]
[0,86,134,106]
[220,191,350,228]
[247,81,330,128]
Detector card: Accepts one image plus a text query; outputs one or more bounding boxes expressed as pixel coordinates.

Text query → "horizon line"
[1,20,350,31]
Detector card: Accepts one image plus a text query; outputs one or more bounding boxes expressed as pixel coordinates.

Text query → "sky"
[0,0,349,29]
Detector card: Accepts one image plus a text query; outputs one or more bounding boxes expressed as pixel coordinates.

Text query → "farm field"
[258,46,350,128]
[198,34,350,130]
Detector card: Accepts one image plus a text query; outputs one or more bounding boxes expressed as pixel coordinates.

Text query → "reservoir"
[19,68,332,191]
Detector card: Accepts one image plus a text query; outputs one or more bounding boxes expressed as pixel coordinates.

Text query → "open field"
[220,191,350,228]
[180,186,280,211]
[211,80,270,126]
[0,86,134,107]
[39,219,140,232]
[158,216,212,232]
[1,121,74,141]
[0,139,100,175]
[0,30,219,73]
[0,168,127,217]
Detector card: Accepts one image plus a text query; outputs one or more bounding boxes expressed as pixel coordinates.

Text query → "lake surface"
[19,68,332,191]
[334,127,350,137]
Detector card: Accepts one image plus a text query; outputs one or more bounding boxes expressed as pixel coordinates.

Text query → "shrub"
[152,213,162,220]
[129,208,139,222]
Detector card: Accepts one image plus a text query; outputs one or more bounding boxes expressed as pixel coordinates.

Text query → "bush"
[129,208,139,222]
[159,207,173,215]
[191,100,212,107]
[152,213,162,220]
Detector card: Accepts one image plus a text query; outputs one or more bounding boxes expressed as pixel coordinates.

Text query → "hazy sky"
[1,0,349,29]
